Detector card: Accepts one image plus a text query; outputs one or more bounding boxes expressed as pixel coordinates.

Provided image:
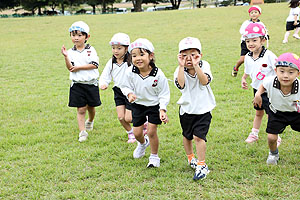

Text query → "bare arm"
[192,54,208,85]
[176,54,186,88]
[61,45,73,71]
[241,73,249,89]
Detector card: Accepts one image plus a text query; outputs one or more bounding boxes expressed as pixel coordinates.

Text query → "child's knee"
[267,134,278,143]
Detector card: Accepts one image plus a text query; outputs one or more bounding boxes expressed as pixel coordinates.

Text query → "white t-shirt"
[244,48,277,90]
[239,20,267,41]
[174,60,216,115]
[263,76,300,112]
[286,7,300,22]
[99,55,131,88]
[67,44,99,83]
[121,64,170,111]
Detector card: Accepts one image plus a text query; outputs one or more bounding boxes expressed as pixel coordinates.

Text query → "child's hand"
[191,54,201,68]
[160,110,169,124]
[294,21,298,26]
[128,93,136,103]
[61,45,68,57]
[241,79,248,89]
[100,85,108,90]
[253,94,262,108]
[177,54,186,67]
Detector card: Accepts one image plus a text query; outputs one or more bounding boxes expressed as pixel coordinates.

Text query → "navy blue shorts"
[179,111,212,142]
[131,103,161,127]
[266,110,300,134]
[69,83,101,107]
[286,21,300,31]
[112,86,132,110]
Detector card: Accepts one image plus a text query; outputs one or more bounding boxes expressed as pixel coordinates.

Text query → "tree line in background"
[0,0,280,16]
[0,0,183,15]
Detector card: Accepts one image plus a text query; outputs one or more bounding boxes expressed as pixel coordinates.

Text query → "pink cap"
[243,23,266,39]
[248,5,261,14]
[275,53,300,71]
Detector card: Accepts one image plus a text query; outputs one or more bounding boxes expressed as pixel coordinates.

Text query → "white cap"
[129,38,154,53]
[109,33,130,46]
[179,37,202,53]
[69,21,90,34]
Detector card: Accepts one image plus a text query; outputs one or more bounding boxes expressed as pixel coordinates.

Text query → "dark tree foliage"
[0,0,20,10]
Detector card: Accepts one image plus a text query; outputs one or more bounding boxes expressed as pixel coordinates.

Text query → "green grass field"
[1,3,300,199]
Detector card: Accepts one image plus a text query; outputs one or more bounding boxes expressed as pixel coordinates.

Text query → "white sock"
[294,28,300,35]
[251,128,259,137]
[126,128,133,134]
[150,154,159,158]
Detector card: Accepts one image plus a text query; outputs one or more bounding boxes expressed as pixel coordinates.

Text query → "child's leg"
[253,109,264,130]
[266,133,279,165]
[268,133,278,152]
[293,28,300,39]
[133,125,144,143]
[125,109,132,124]
[183,137,193,155]
[86,105,95,122]
[147,123,158,154]
[194,136,206,162]
[283,31,290,43]
[116,105,131,131]
[77,106,87,131]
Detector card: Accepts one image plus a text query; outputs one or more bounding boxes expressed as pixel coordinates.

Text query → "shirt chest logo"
[256,63,267,80]
[87,51,91,56]
[293,100,300,113]
[152,79,158,87]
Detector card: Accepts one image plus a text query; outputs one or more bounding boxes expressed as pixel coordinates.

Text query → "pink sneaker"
[127,132,136,143]
[277,135,282,147]
[143,121,148,136]
[245,133,258,143]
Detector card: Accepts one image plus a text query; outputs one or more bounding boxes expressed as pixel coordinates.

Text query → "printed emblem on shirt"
[293,100,300,113]
[87,51,91,56]
[256,63,267,80]
[152,80,158,87]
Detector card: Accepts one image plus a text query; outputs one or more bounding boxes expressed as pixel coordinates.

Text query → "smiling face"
[249,10,261,21]
[70,30,89,48]
[112,45,127,60]
[181,48,202,69]
[131,48,153,70]
[275,66,300,87]
[245,37,264,54]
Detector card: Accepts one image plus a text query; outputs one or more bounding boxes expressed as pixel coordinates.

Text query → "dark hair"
[70,30,88,42]
[179,48,201,54]
[289,0,300,8]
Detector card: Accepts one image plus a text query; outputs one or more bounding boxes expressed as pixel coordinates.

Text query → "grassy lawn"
[1,3,300,199]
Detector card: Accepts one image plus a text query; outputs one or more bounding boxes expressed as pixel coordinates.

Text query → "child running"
[253,53,300,165]
[282,0,300,44]
[174,37,216,180]
[99,33,136,143]
[121,38,170,168]
[232,6,268,77]
[61,21,101,142]
[241,23,281,146]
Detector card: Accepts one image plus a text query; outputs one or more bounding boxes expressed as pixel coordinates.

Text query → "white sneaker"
[282,40,288,44]
[85,120,94,131]
[133,135,149,158]
[147,156,160,168]
[293,34,300,39]
[266,152,279,165]
[193,165,210,180]
[245,132,258,143]
[189,157,198,169]
[78,130,88,142]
